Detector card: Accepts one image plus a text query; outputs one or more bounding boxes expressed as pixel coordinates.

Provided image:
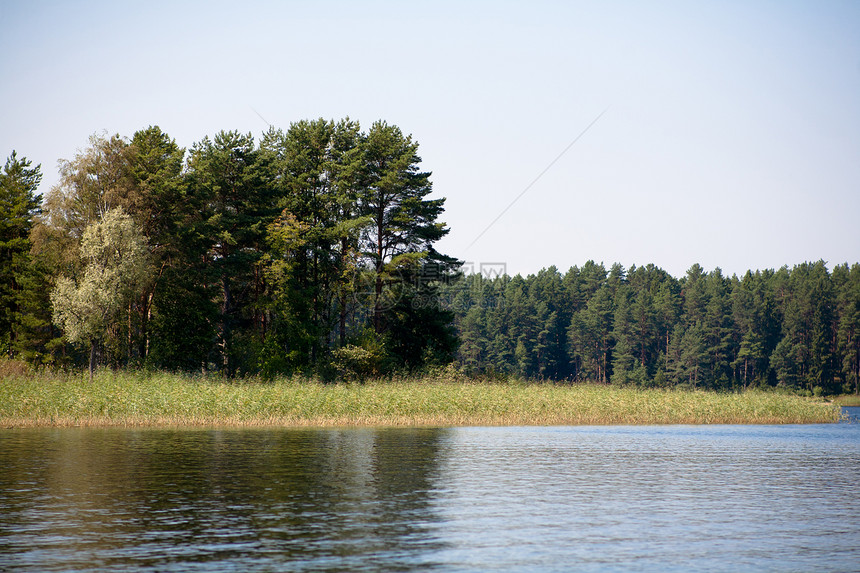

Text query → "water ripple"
[1,422,858,572]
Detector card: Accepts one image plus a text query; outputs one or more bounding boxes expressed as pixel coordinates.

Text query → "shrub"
[330,342,387,381]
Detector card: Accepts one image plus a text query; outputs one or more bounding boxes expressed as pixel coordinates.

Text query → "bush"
[330,340,388,381]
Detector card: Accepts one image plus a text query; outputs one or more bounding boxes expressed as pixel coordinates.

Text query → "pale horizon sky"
[2,0,858,279]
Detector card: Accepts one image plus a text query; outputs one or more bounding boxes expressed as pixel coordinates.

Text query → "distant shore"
[834,394,860,407]
[0,370,843,428]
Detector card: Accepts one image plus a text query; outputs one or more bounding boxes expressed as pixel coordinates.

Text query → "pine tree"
[0,151,42,357]
[259,119,364,370]
[654,279,681,376]
[611,285,638,385]
[775,262,835,393]
[186,131,273,375]
[356,121,459,368]
[122,126,187,364]
[702,269,734,388]
[457,305,487,374]
[568,284,614,382]
[730,270,774,388]
[835,263,860,394]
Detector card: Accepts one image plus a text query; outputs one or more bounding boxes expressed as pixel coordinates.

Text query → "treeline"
[0,120,459,378]
[3,123,860,395]
[441,261,860,395]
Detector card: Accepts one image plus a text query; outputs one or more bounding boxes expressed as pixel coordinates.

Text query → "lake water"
[1,409,859,572]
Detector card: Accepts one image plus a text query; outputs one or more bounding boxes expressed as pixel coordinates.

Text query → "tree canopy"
[3,121,859,396]
[442,261,860,395]
[11,119,459,378]
[0,152,42,357]
[50,208,151,380]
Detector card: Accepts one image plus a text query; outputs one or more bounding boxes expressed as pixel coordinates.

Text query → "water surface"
[1,415,858,572]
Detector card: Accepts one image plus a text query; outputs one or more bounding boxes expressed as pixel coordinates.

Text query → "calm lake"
[2,409,859,572]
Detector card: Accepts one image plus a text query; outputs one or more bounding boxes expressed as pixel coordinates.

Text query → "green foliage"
[440,259,860,395]
[834,263,860,394]
[256,119,458,375]
[50,208,151,378]
[329,333,389,381]
[186,130,273,375]
[259,119,364,367]
[11,253,60,366]
[356,121,458,336]
[0,151,42,357]
[382,287,459,371]
[23,119,459,378]
[146,268,218,372]
[13,122,859,393]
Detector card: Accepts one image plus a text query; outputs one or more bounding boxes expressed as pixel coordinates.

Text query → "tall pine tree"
[0,152,42,357]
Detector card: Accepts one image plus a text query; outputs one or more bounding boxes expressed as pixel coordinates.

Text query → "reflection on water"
[0,428,448,572]
[1,417,858,572]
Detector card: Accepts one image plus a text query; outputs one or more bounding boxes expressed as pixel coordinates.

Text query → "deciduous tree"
[50,208,150,380]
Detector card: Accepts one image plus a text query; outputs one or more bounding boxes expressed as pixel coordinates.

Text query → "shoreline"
[0,371,842,428]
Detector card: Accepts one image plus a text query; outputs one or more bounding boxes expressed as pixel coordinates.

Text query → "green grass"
[0,369,842,428]
[833,394,860,407]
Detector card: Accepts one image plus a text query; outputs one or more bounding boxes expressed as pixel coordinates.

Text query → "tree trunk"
[374,271,383,334]
[855,346,859,395]
[666,331,670,370]
[339,297,347,347]
[373,206,385,334]
[339,236,350,347]
[128,301,134,364]
[221,274,233,375]
[144,292,153,359]
[89,341,96,383]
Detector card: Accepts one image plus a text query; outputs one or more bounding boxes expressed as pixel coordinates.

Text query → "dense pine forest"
[440,262,860,395]
[1,120,859,395]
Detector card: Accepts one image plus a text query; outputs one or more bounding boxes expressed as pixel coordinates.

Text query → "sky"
[1,0,859,279]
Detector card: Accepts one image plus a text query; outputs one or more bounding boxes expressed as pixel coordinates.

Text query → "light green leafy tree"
[50,208,151,380]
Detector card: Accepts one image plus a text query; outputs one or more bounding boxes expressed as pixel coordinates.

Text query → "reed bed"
[0,370,841,428]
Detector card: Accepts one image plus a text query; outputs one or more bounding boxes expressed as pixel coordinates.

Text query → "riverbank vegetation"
[0,370,841,428]
[1,121,859,396]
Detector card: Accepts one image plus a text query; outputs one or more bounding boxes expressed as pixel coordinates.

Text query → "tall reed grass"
[0,369,842,428]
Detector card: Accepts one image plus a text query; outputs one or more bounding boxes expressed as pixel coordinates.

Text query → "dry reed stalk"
[0,372,841,428]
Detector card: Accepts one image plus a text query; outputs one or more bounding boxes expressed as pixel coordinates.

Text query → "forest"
[1,120,459,380]
[440,261,860,395]
[1,119,859,395]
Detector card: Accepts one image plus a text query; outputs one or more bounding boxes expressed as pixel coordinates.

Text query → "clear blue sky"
[2,0,858,278]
